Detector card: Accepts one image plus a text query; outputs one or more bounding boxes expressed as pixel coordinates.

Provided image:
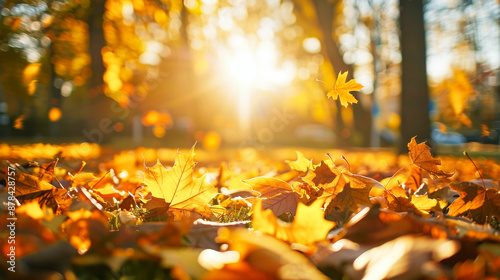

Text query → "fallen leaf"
[302,161,345,194]
[352,235,459,280]
[384,186,446,217]
[326,174,373,212]
[144,145,217,219]
[243,177,300,216]
[214,227,330,279]
[404,165,422,192]
[326,71,363,107]
[285,151,313,173]
[37,159,59,184]
[408,136,453,178]
[252,199,335,245]
[449,182,500,224]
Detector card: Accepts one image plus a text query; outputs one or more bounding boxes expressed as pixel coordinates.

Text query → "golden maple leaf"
[408,137,453,178]
[252,199,335,245]
[144,145,217,219]
[325,71,363,107]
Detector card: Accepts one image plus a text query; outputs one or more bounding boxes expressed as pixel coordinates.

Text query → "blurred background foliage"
[0,0,498,151]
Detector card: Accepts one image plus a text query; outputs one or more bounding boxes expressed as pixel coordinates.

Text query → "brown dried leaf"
[243,177,300,216]
[408,137,453,178]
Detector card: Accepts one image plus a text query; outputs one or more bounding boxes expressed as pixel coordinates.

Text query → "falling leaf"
[252,199,335,245]
[243,177,301,216]
[449,70,474,116]
[13,115,26,130]
[408,137,453,178]
[144,145,217,219]
[481,124,491,137]
[285,151,313,173]
[325,71,363,107]
[23,63,41,85]
[448,182,500,224]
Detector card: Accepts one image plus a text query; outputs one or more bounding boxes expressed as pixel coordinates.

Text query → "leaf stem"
[316,79,335,89]
[463,151,485,188]
[340,155,351,172]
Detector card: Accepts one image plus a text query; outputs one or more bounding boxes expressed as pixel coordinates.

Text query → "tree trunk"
[399,0,431,153]
[88,0,106,95]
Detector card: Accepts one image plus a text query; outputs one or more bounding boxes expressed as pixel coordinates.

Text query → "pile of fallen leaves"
[2,138,500,280]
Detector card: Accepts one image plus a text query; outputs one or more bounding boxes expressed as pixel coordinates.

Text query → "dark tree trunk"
[88,0,106,95]
[399,0,431,153]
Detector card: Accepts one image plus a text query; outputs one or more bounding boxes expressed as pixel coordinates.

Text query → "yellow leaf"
[326,71,362,107]
[285,151,313,173]
[252,199,335,245]
[144,145,217,219]
[448,70,474,115]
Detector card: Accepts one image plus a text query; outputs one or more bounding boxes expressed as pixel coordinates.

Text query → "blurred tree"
[399,0,430,153]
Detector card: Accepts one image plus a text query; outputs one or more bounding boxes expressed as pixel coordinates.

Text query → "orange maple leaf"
[303,160,379,211]
[326,176,373,212]
[302,161,346,194]
[408,137,453,178]
[324,71,363,107]
[448,182,500,224]
[404,165,422,192]
[144,145,217,219]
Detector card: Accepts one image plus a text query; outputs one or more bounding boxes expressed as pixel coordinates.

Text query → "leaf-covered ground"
[1,140,500,279]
